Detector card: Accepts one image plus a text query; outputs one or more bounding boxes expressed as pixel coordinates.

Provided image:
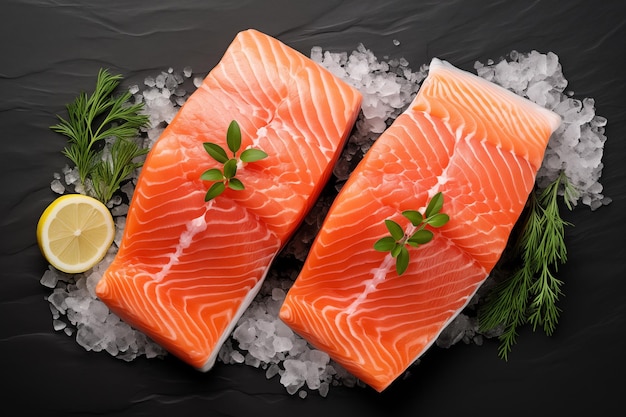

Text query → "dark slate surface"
[1,1,624,416]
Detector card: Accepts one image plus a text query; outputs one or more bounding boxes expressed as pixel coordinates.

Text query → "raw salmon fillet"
[279,58,561,392]
[95,29,362,371]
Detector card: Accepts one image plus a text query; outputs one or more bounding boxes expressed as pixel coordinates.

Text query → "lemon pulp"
[37,194,115,274]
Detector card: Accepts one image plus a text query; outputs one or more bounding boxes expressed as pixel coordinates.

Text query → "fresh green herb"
[374,191,450,275]
[478,172,576,360]
[91,138,148,204]
[201,120,268,201]
[51,68,150,203]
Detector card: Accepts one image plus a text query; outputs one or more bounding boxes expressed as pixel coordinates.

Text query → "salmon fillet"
[279,58,561,392]
[95,29,362,371]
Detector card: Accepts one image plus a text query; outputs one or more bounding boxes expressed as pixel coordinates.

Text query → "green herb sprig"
[478,172,576,360]
[91,138,148,204]
[374,191,450,275]
[201,120,268,201]
[51,68,150,203]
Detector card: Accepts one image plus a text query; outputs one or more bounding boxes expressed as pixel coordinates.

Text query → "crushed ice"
[44,47,609,397]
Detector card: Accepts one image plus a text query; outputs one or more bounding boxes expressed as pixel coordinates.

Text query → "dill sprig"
[374,191,450,275]
[478,172,576,360]
[91,137,149,204]
[51,68,150,203]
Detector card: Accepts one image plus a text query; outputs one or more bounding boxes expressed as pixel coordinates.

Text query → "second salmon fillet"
[279,58,561,392]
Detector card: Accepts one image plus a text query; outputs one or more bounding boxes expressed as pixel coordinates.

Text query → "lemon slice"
[37,194,115,274]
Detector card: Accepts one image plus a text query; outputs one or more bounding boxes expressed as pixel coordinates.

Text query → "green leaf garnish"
[407,229,433,245]
[478,172,575,360]
[373,236,397,252]
[385,219,405,241]
[391,243,404,258]
[401,210,423,226]
[200,168,224,181]
[425,191,444,218]
[205,182,226,201]
[240,148,269,163]
[228,178,245,191]
[227,120,241,155]
[374,191,450,275]
[396,246,410,275]
[426,213,450,227]
[202,120,267,201]
[203,143,229,163]
[223,159,238,179]
[50,68,150,203]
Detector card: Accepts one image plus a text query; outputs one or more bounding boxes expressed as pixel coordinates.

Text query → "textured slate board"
[1,1,624,416]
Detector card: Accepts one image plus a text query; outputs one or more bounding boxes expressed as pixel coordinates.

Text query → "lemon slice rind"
[37,194,115,274]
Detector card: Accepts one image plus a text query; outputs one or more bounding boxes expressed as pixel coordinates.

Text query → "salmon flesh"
[279,58,561,392]
[95,29,362,371]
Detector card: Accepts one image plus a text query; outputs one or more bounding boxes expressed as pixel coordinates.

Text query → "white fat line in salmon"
[153,211,209,282]
[345,255,396,315]
[415,111,457,201]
